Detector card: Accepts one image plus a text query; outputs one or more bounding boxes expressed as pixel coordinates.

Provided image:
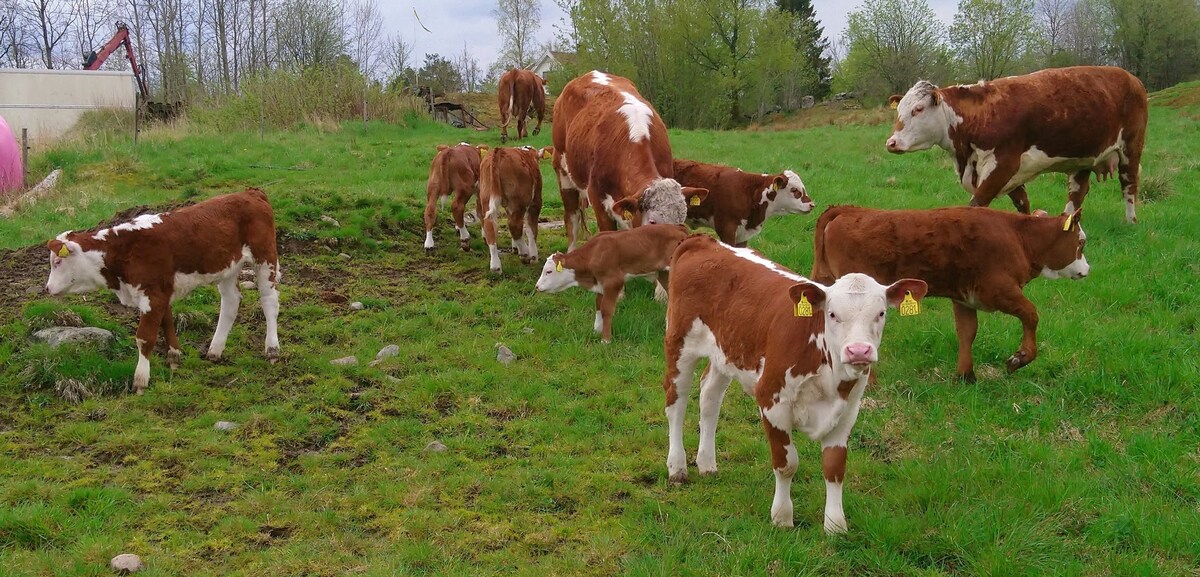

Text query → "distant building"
[530,51,576,81]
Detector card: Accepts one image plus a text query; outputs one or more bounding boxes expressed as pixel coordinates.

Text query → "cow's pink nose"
[886,138,899,152]
[845,343,874,365]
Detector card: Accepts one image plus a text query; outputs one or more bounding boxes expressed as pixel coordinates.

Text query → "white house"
[530,51,575,81]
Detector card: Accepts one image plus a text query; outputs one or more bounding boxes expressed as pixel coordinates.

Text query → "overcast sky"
[390,1,960,71]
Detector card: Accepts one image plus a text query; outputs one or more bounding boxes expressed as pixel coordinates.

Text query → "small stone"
[239,280,255,290]
[349,301,364,310]
[496,343,516,365]
[424,440,447,453]
[213,421,238,431]
[25,285,43,294]
[376,344,400,360]
[239,268,254,279]
[33,326,114,347]
[320,215,341,227]
[110,553,144,573]
[338,253,352,260]
[330,355,358,366]
[521,327,534,334]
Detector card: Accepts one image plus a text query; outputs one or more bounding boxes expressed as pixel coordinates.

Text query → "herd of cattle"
[42,65,1148,533]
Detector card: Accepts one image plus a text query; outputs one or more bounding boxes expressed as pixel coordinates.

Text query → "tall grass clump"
[187,64,424,132]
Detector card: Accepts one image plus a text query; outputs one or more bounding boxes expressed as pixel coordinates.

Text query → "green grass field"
[1,97,1198,576]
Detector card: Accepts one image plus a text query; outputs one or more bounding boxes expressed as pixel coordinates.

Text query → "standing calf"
[664,234,926,532]
[45,188,281,394]
[478,145,550,273]
[423,143,487,253]
[812,205,1089,382]
[535,224,689,342]
[674,159,815,246]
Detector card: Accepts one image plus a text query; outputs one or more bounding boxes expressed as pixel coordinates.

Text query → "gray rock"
[239,280,255,290]
[376,344,400,360]
[33,326,114,347]
[424,440,447,453]
[213,421,238,431]
[496,343,516,365]
[110,553,144,573]
[338,253,352,260]
[25,285,43,294]
[320,215,341,227]
[330,355,358,366]
[349,301,364,311]
[801,95,815,109]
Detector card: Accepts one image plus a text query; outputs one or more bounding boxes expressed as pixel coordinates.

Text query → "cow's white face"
[1040,214,1090,280]
[773,170,815,214]
[792,274,928,378]
[536,254,577,293]
[640,178,689,225]
[45,237,107,295]
[886,81,955,154]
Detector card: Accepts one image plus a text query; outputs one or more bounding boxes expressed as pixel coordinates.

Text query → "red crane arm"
[84,22,150,100]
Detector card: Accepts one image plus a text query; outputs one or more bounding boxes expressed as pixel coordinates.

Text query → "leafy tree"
[417,52,463,94]
[494,0,540,68]
[1109,0,1200,90]
[775,0,831,98]
[950,0,1035,80]
[839,0,950,97]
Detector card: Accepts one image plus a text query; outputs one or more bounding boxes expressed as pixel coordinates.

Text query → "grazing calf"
[497,68,546,143]
[812,205,1088,382]
[45,188,280,394]
[552,70,707,251]
[674,159,815,246]
[424,143,487,253]
[664,234,926,532]
[536,224,689,342]
[886,66,1147,223]
[479,145,551,272]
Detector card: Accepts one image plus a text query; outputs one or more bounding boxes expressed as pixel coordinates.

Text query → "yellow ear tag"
[794,294,813,317]
[623,211,632,221]
[771,181,780,192]
[900,291,920,316]
[689,195,701,206]
[555,261,563,272]
[1063,217,1072,231]
[889,101,899,110]
[57,245,69,257]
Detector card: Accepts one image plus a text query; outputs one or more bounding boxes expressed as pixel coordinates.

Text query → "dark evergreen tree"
[776,0,832,98]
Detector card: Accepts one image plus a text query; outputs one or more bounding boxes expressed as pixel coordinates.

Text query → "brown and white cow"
[498,68,546,144]
[886,66,1148,223]
[663,234,926,532]
[45,188,280,394]
[812,205,1089,382]
[674,159,815,246]
[552,70,707,251]
[536,224,689,342]
[423,143,488,253]
[479,145,551,272]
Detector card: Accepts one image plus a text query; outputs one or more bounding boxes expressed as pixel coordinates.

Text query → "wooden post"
[134,92,140,146]
[21,128,28,190]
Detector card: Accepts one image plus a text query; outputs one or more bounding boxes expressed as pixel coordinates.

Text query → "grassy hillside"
[0,96,1197,576]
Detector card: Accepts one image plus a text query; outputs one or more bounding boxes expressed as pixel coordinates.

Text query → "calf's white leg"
[696,367,732,474]
[664,354,698,483]
[206,277,242,360]
[256,262,281,359]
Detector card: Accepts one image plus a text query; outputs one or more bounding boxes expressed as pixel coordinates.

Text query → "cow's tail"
[480,155,502,221]
[810,206,840,284]
[501,92,514,130]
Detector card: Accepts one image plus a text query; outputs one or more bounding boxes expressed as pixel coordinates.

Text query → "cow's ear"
[929,90,941,106]
[682,186,708,206]
[48,239,69,257]
[885,279,928,309]
[435,144,449,152]
[788,282,826,316]
[1067,208,1083,231]
[611,197,639,217]
[1032,209,1050,218]
[887,94,902,109]
[771,175,788,192]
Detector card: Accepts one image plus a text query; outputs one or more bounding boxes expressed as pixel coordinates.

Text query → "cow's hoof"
[532,127,541,136]
[489,267,501,274]
[697,465,717,476]
[824,516,849,535]
[266,347,280,363]
[957,371,977,384]
[500,135,507,144]
[167,348,181,370]
[668,471,688,485]
[425,246,435,255]
[1005,352,1029,373]
[205,351,223,362]
[135,388,145,396]
[459,242,471,252]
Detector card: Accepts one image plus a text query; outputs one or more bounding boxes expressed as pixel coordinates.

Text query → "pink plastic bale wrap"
[0,115,22,195]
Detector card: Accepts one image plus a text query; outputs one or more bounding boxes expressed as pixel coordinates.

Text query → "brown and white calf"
[45,188,280,394]
[673,158,815,246]
[536,224,689,342]
[478,145,551,272]
[423,143,487,253]
[552,70,707,251]
[812,205,1089,382]
[886,66,1147,223]
[664,234,926,532]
